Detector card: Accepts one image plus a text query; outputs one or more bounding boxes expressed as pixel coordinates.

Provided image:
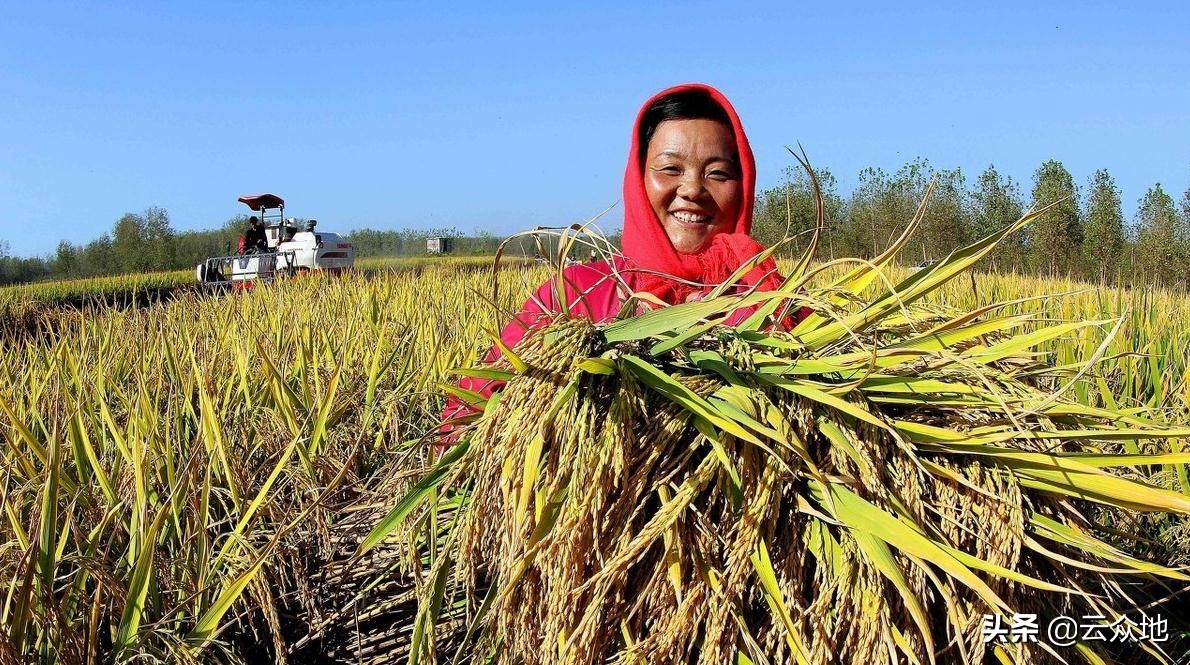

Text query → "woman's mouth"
[670,210,713,225]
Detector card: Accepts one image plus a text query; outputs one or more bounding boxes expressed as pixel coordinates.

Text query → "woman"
[440,83,807,441]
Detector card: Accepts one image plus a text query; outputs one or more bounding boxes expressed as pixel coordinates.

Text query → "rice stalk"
[358,209,1190,664]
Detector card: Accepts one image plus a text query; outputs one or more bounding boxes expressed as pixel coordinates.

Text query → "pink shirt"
[439,260,624,442]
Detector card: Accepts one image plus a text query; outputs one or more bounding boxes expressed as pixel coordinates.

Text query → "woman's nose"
[676,174,705,200]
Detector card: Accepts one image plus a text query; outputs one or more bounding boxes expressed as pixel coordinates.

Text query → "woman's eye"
[657,165,681,175]
[708,170,735,181]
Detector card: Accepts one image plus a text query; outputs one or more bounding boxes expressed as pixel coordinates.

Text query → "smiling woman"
[622,84,771,305]
[439,83,806,443]
[641,94,743,255]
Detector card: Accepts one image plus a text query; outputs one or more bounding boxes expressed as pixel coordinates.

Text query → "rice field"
[0,248,1187,662]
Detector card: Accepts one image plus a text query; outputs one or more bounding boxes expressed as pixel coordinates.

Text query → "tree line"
[752,159,1190,289]
[2,158,1189,289]
[0,209,245,285]
[0,216,516,286]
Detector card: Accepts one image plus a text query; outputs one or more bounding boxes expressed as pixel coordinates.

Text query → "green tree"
[79,234,115,277]
[112,212,149,273]
[0,238,50,284]
[1029,160,1082,277]
[1134,183,1186,287]
[173,229,226,268]
[142,207,176,271]
[51,240,79,278]
[838,159,970,264]
[1082,169,1125,283]
[841,167,908,259]
[1181,184,1190,244]
[911,163,969,264]
[0,256,46,285]
[752,165,842,259]
[969,165,1026,272]
[889,160,931,263]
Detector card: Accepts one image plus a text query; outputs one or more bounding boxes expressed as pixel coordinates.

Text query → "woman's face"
[644,118,742,254]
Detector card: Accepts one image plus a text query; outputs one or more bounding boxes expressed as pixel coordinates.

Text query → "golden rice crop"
[351,214,1190,664]
[1,221,1189,664]
[0,259,537,663]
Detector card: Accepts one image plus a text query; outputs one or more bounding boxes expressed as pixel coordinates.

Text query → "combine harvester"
[196,193,355,289]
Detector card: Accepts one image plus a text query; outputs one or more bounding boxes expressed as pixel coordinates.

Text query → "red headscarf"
[621,83,783,304]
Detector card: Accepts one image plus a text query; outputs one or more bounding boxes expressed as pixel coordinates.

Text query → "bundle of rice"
[352,206,1190,664]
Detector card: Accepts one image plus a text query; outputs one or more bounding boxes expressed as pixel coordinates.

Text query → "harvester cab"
[196,193,355,288]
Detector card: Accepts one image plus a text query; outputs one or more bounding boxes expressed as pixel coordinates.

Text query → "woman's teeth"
[671,211,711,224]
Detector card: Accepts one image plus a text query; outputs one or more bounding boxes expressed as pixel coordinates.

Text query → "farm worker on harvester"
[243,216,268,254]
[439,83,811,444]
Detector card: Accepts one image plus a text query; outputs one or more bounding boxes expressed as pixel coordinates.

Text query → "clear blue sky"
[2,1,1188,257]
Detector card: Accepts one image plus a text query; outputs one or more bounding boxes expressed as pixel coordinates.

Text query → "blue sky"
[1,1,1188,257]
